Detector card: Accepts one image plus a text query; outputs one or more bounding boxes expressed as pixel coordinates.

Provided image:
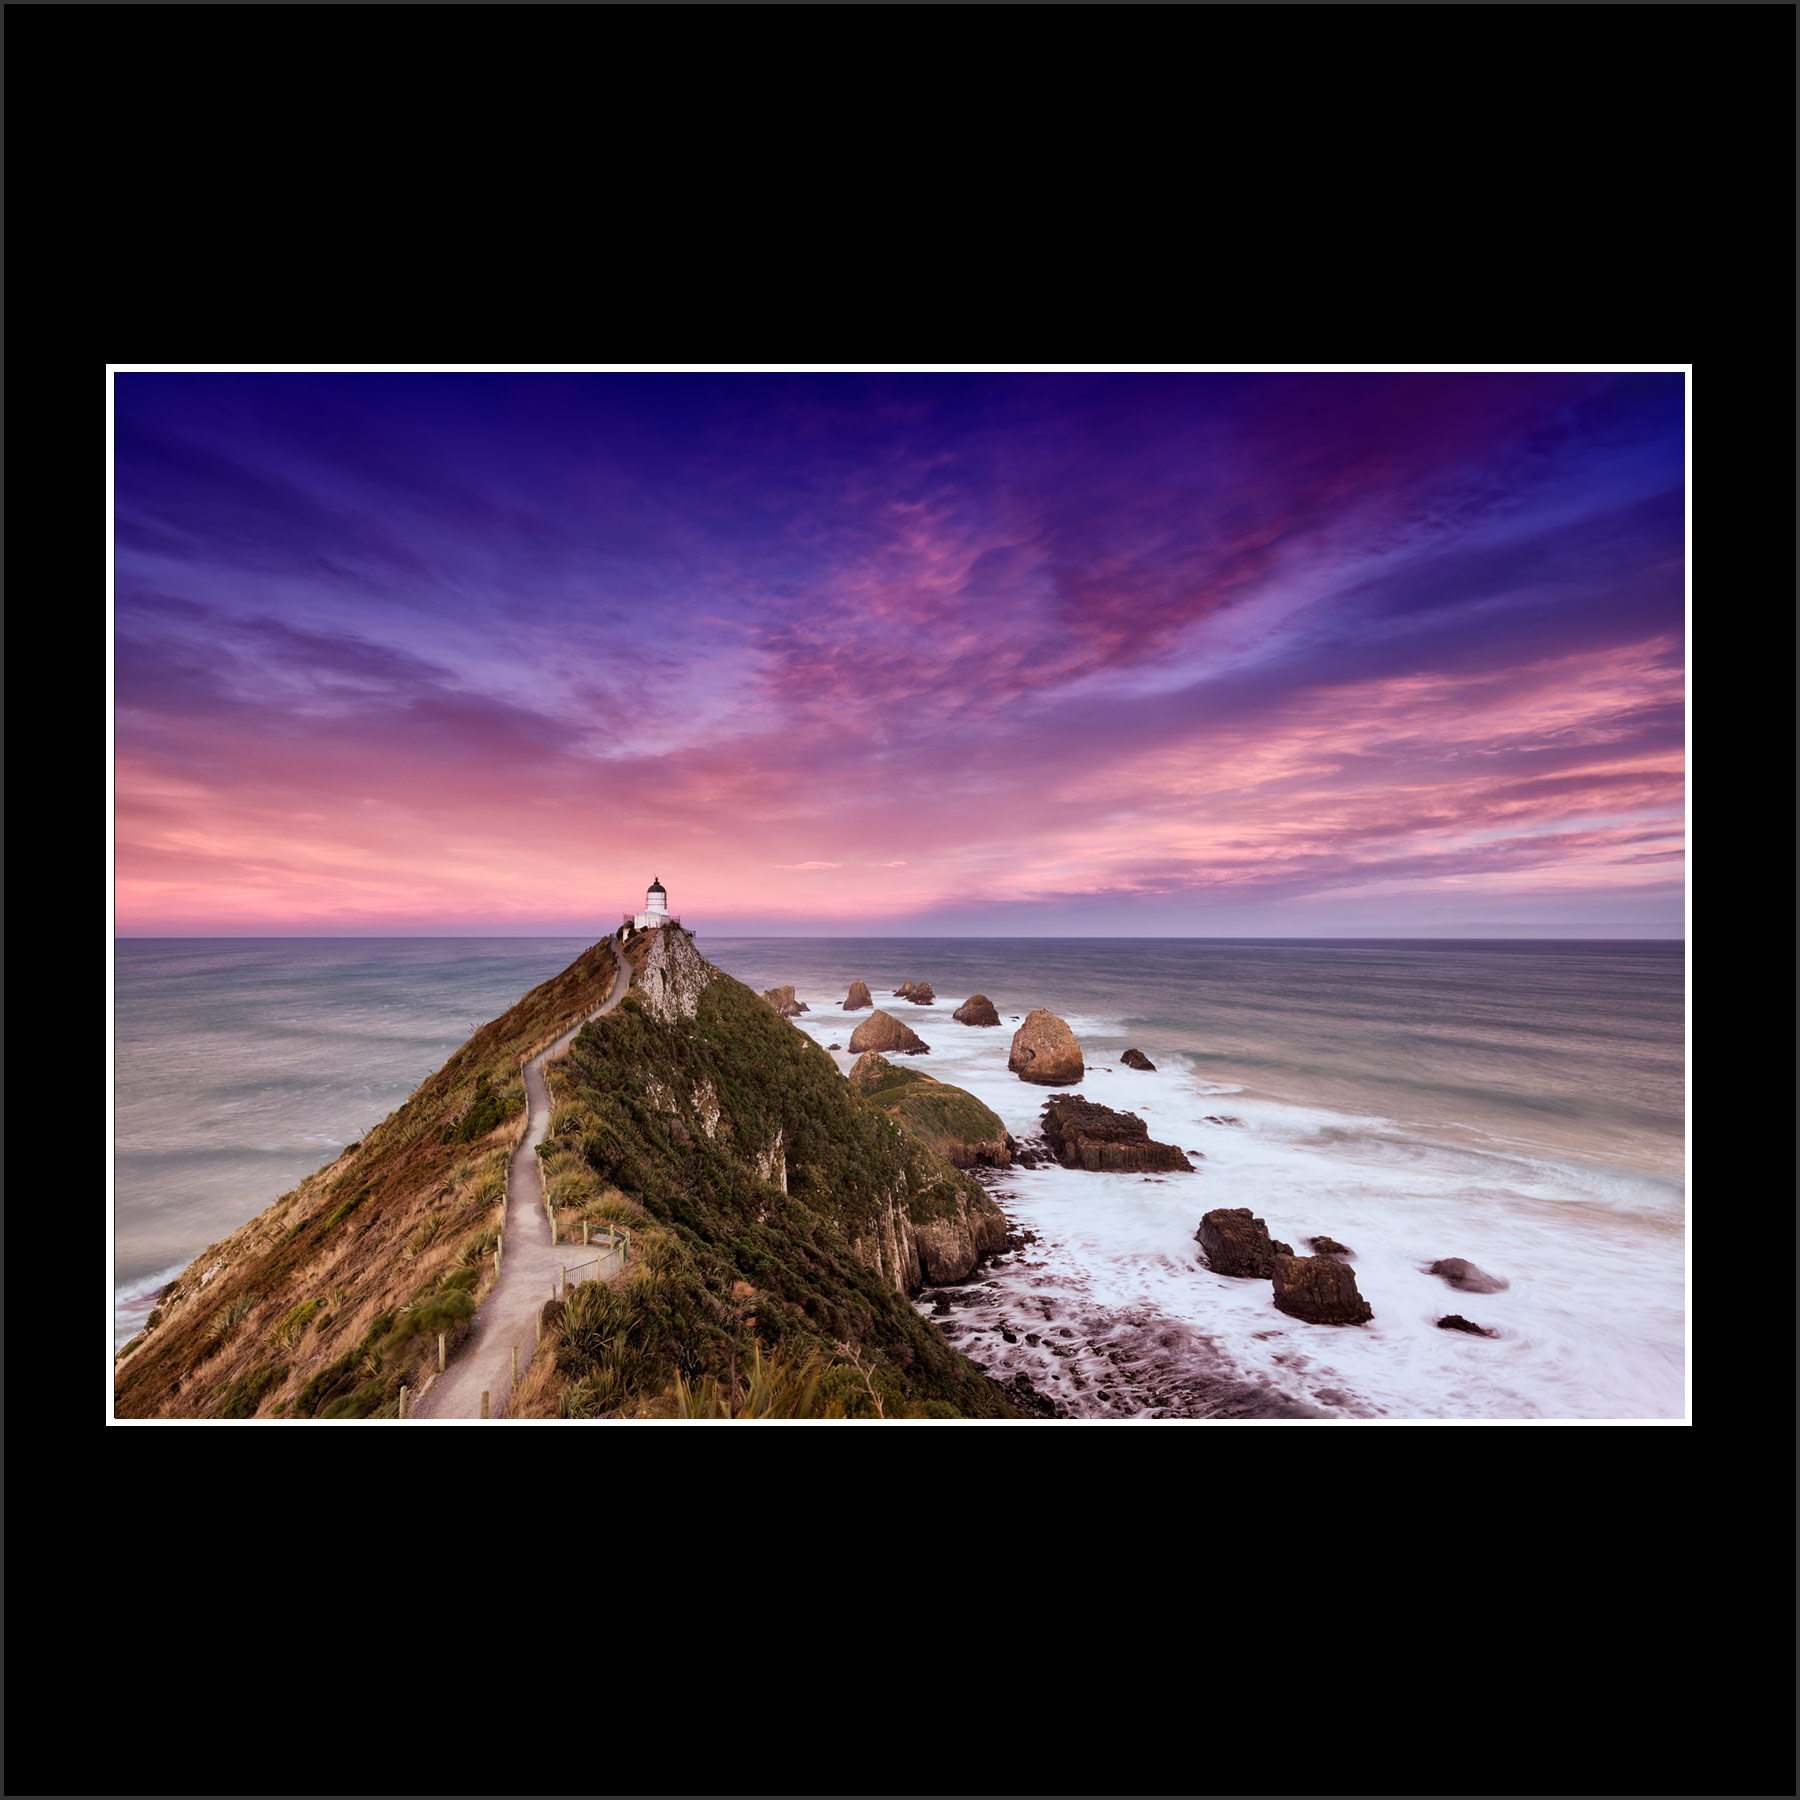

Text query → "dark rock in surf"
[1195,1207,1286,1279]
[1120,1048,1156,1070]
[1309,1235,1353,1258]
[1272,1254,1374,1326]
[953,994,1002,1027]
[1428,1257,1509,1294]
[1437,1314,1494,1336]
[1041,1095,1192,1173]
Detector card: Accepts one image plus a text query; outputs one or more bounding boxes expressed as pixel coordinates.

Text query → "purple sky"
[114,371,1685,936]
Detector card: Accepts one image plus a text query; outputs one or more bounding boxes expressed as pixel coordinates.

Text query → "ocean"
[112,936,1686,1419]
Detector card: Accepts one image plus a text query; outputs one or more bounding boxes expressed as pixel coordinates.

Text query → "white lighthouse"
[630,876,672,931]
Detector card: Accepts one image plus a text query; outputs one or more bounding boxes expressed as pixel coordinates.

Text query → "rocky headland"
[116,930,1023,1420]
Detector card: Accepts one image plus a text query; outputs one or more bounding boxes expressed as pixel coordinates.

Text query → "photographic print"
[110,368,1687,1422]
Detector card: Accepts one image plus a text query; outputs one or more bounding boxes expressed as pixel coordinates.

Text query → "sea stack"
[760,986,809,1017]
[848,1009,930,1056]
[1007,1010,1084,1085]
[953,994,1002,1027]
[1271,1254,1374,1326]
[844,980,873,1010]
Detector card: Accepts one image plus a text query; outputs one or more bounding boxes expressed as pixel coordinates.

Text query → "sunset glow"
[113,371,1685,935]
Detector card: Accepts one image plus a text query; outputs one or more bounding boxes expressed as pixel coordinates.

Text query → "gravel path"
[413,940,631,1420]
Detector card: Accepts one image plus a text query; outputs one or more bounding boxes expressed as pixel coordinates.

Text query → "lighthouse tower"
[630,877,672,931]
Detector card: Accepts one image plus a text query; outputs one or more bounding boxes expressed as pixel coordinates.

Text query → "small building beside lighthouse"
[627,876,674,931]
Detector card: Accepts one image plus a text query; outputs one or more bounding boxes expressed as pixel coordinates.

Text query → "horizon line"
[114,930,1687,942]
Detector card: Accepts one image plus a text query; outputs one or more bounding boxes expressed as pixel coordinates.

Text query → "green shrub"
[447,1074,523,1145]
[145,1309,164,1332]
[268,1298,322,1346]
[321,1193,364,1234]
[295,1353,357,1418]
[214,1361,287,1419]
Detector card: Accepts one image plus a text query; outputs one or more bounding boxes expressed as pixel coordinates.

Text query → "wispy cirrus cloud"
[113,372,1685,934]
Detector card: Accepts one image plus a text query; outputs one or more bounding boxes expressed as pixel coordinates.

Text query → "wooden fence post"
[561,1264,567,1298]
[512,1345,519,1386]
[398,1385,408,1420]
[438,1332,446,1372]
[535,1311,541,1346]
[583,1220,590,1247]
[480,1390,489,1419]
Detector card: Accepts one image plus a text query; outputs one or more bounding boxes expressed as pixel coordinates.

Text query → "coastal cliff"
[116,928,1021,1420]
[529,929,1018,1416]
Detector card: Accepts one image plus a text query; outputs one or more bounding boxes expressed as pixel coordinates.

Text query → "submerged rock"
[1309,1235,1353,1259]
[1428,1257,1509,1294]
[848,1010,931,1056]
[953,994,1002,1027]
[760,985,809,1017]
[1195,1207,1290,1279]
[1437,1314,1494,1336]
[1007,1132,1052,1168]
[1120,1048,1156,1071]
[1272,1254,1374,1325]
[844,980,873,1010]
[827,1042,842,1051]
[1039,1094,1192,1173]
[1008,1009,1084,1085]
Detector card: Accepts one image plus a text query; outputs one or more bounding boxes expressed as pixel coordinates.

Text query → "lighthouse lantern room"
[629,877,672,931]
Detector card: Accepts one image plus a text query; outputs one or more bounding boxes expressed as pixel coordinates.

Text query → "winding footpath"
[413,938,633,1420]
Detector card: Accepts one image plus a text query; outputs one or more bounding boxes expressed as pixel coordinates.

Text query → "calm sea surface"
[113,937,1685,1417]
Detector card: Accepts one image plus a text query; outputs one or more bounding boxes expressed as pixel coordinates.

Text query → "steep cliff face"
[549,935,1019,1414]
[629,923,715,1023]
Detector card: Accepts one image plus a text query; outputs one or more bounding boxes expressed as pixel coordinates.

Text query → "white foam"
[792,995,1686,1420]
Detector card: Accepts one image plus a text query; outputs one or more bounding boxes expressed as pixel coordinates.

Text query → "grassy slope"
[114,940,621,1420]
[524,946,1022,1418]
[850,1059,1010,1167]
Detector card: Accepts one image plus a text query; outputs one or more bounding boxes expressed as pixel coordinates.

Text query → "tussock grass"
[267,1298,322,1347]
[407,1211,447,1255]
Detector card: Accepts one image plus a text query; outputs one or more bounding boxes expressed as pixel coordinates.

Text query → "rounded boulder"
[1008,1009,1084,1085]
